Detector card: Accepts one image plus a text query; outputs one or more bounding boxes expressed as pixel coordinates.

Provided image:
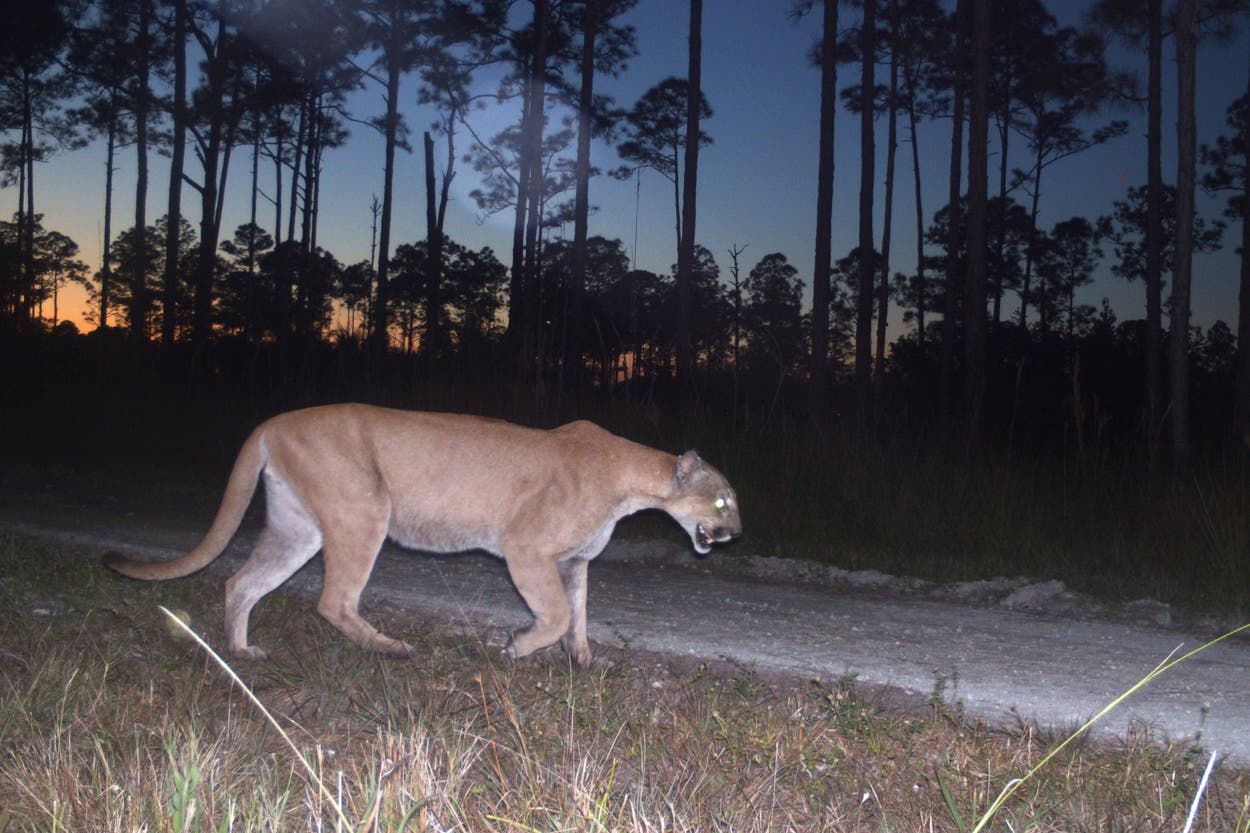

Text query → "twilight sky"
[6,0,1249,337]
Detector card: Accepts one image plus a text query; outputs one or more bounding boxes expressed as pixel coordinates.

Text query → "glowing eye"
[714,497,726,511]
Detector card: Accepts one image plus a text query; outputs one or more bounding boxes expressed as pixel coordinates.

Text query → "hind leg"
[558,557,592,667]
[224,474,321,659]
[315,506,412,657]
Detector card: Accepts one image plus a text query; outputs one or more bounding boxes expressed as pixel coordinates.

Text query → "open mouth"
[695,523,715,554]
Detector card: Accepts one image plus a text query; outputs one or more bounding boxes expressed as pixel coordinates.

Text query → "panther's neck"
[615,446,679,515]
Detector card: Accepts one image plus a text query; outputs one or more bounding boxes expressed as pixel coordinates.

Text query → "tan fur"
[103,403,741,666]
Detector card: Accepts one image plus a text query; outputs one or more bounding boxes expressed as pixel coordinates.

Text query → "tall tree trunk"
[193,26,227,356]
[728,242,746,417]
[521,0,549,381]
[671,142,682,251]
[1019,141,1044,331]
[299,93,316,251]
[100,107,116,330]
[215,130,235,241]
[11,87,22,323]
[855,0,876,426]
[506,71,531,352]
[993,88,1010,326]
[810,0,838,418]
[287,101,306,246]
[371,18,402,360]
[436,117,455,352]
[11,113,21,323]
[296,91,318,342]
[310,105,323,254]
[676,0,703,384]
[567,0,598,389]
[1235,57,1250,447]
[424,130,443,366]
[908,74,926,349]
[940,0,968,428]
[1170,0,1197,475]
[272,122,283,245]
[438,117,454,233]
[272,114,292,361]
[1067,280,1076,346]
[131,0,152,341]
[21,76,35,330]
[1145,0,1164,455]
[1037,253,1049,335]
[963,0,990,447]
[875,0,899,408]
[246,80,261,344]
[163,0,186,347]
[193,119,237,341]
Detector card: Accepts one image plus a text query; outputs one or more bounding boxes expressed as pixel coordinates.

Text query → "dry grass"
[1,536,1247,832]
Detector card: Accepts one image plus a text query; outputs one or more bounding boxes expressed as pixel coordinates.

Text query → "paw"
[372,635,415,658]
[232,645,269,661]
[560,635,594,669]
[505,627,564,661]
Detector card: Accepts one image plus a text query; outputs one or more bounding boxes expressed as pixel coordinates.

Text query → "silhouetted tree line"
[4,0,1250,473]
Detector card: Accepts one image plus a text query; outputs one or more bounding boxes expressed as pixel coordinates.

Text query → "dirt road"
[2,462,1247,768]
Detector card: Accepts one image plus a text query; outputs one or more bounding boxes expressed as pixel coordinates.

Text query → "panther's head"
[668,450,742,557]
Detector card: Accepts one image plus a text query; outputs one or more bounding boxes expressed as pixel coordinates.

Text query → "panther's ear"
[675,450,703,485]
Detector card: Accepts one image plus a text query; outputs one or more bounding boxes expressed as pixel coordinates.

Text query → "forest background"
[4,0,1250,613]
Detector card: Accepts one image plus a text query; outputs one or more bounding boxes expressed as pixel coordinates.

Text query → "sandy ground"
[2,460,1248,768]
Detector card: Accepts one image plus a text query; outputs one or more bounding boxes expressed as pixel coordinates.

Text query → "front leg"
[558,557,591,667]
[502,554,571,660]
